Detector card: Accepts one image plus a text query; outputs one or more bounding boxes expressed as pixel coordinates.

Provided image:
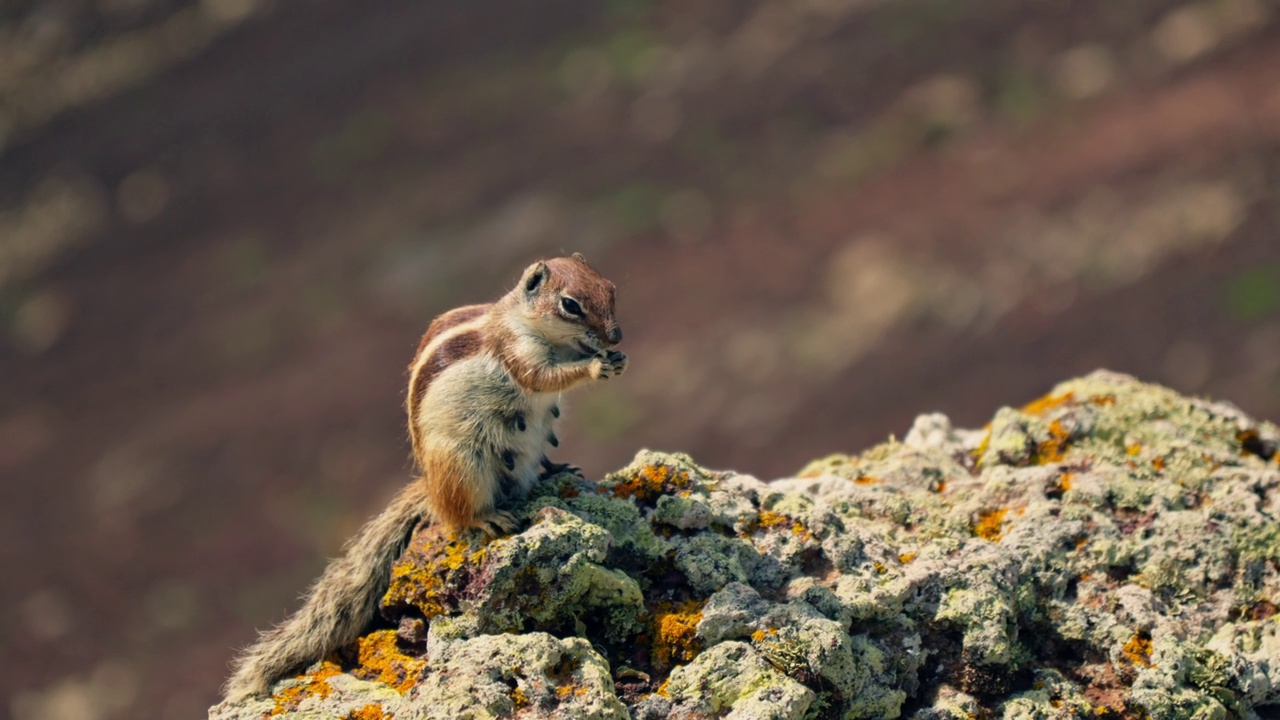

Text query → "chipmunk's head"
[516,253,622,356]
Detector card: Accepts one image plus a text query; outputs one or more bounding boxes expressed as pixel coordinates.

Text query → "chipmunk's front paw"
[591,350,627,380]
[605,350,628,376]
[539,458,583,480]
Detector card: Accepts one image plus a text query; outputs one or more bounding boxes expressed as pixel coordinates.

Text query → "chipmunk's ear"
[521,262,550,296]
[571,252,587,264]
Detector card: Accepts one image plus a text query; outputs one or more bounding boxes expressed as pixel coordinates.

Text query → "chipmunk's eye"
[560,297,584,317]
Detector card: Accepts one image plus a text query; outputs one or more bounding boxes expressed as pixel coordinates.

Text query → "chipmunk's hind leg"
[424,449,485,531]
[476,509,519,536]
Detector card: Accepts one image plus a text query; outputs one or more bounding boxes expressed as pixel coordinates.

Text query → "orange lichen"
[353,630,428,693]
[554,684,589,698]
[1090,394,1116,406]
[559,485,581,499]
[874,562,887,574]
[1075,537,1090,551]
[651,600,704,670]
[933,479,948,494]
[1152,457,1165,471]
[382,531,487,619]
[347,704,387,720]
[511,686,530,708]
[898,553,917,564]
[655,678,671,697]
[270,660,343,716]
[751,628,778,643]
[757,510,790,529]
[1122,633,1155,668]
[853,475,880,485]
[974,509,1008,542]
[1021,391,1075,416]
[750,509,814,541]
[612,464,692,502]
[1035,420,1071,464]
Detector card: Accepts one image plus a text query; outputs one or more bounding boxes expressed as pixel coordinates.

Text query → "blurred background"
[2,0,1279,717]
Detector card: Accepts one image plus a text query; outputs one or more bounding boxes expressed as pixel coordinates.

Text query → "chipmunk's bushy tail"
[222,481,430,702]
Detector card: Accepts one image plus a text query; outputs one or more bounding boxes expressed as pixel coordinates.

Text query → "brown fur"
[220,256,625,703]
[423,448,477,529]
[527,256,619,346]
[412,304,489,358]
[490,325,602,392]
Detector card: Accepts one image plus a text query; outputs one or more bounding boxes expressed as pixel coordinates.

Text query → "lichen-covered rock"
[661,641,815,719]
[211,371,1280,720]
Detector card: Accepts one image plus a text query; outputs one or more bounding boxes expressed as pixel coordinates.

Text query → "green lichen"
[662,641,815,719]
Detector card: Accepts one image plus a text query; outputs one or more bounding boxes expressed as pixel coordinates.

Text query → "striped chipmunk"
[221,253,627,702]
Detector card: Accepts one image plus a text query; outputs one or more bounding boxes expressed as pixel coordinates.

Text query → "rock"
[211,371,1280,719]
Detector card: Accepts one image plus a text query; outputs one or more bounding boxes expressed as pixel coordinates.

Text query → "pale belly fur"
[414,353,558,508]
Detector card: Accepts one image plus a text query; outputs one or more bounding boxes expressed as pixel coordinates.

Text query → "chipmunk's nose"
[606,326,623,344]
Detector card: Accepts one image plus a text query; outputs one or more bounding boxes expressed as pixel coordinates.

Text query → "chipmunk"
[221,254,626,703]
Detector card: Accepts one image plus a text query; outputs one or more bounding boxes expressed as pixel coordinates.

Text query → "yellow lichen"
[511,686,530,709]
[612,464,692,502]
[757,510,790,529]
[751,628,778,643]
[555,684,589,698]
[270,660,343,716]
[353,629,428,693]
[749,509,813,542]
[874,562,887,574]
[1126,443,1142,456]
[347,704,387,720]
[973,430,991,463]
[381,531,487,620]
[1021,391,1075,416]
[898,553,917,564]
[1035,420,1071,464]
[853,475,879,485]
[1122,633,1155,668]
[651,600,704,670]
[974,508,1008,542]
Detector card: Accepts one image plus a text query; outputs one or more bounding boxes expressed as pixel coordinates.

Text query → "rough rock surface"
[209,371,1280,719]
